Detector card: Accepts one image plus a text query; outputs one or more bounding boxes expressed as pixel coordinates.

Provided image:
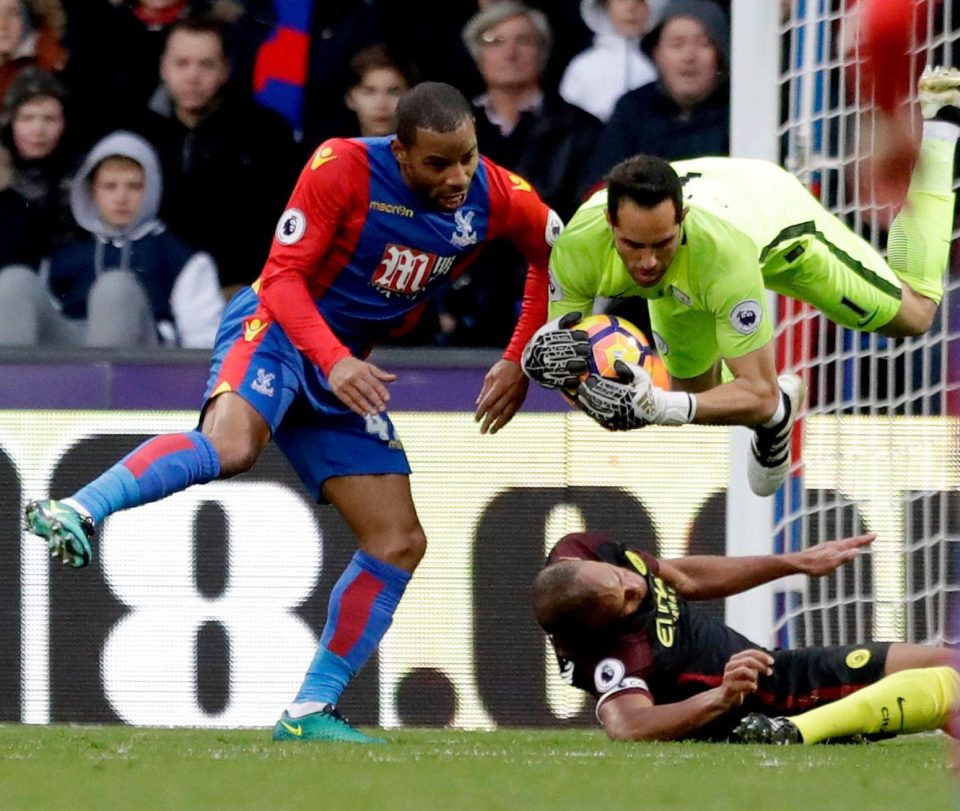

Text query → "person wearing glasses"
[435,2,600,348]
[462,1,600,221]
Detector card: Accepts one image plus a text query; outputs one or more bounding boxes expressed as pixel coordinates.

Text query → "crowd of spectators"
[0,0,734,349]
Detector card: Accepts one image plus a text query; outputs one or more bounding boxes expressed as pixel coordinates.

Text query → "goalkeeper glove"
[576,360,697,430]
[521,311,591,390]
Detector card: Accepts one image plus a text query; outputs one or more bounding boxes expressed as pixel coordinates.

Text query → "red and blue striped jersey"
[255,136,560,374]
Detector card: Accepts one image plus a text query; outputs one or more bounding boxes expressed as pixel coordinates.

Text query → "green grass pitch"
[0,726,954,810]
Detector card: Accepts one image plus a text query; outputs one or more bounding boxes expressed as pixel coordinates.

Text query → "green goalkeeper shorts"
[761,213,903,333]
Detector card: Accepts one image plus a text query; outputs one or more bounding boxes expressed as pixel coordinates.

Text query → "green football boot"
[272,707,386,744]
[24,500,96,568]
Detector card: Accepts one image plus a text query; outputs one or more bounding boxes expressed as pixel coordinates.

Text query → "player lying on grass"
[522,67,960,498]
[533,531,959,744]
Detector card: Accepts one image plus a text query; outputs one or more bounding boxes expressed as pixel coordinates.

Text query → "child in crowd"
[0,130,223,347]
[344,45,414,137]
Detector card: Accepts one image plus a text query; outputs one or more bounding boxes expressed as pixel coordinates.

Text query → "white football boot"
[747,374,806,498]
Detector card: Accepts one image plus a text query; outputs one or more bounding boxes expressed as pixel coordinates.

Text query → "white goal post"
[726,0,960,649]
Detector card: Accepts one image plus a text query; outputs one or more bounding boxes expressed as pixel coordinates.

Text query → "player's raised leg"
[24,391,269,567]
[25,424,224,569]
[880,66,960,336]
[24,288,282,567]
[746,372,806,498]
[275,473,424,744]
[764,67,959,341]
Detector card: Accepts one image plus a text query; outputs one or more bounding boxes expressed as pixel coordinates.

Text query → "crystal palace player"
[534,532,959,744]
[24,82,563,743]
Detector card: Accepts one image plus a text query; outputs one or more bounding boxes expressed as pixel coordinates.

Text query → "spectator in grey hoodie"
[0,129,224,347]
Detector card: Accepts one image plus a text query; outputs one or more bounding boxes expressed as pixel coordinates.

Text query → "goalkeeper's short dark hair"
[606,155,683,224]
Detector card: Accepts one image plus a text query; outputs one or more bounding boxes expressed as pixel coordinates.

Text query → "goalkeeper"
[522,68,960,496]
[534,530,959,744]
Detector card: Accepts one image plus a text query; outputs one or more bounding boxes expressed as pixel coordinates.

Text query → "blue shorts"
[202,287,410,500]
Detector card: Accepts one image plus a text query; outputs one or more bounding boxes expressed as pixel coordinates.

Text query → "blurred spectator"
[526,0,592,94]
[0,68,73,269]
[344,44,413,137]
[251,1,389,146]
[61,0,243,137]
[560,0,667,122]
[136,15,295,292]
[588,0,730,183]
[0,130,223,347]
[0,0,68,103]
[377,0,591,105]
[464,1,601,220]
[376,2,485,101]
[431,2,600,348]
[300,0,384,147]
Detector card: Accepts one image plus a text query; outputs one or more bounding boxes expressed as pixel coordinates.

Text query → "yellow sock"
[887,132,957,304]
[790,667,960,745]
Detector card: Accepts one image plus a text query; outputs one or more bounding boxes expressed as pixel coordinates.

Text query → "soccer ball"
[576,314,652,380]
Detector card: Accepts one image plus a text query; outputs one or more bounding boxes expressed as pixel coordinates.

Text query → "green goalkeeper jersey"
[548,157,903,379]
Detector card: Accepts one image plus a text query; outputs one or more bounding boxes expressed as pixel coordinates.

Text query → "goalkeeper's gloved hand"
[521,311,591,390]
[576,360,697,431]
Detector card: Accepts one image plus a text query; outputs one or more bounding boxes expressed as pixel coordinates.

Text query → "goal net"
[771,0,960,649]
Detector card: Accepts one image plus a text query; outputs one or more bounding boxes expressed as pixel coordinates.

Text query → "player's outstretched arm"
[598,650,774,741]
[789,533,876,576]
[658,533,875,600]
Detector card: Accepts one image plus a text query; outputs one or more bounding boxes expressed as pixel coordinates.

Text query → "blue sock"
[71,431,221,524]
[295,550,411,706]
